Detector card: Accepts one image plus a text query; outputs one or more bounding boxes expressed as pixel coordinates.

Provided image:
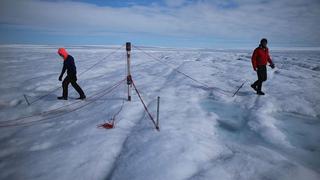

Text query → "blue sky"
[0,0,319,48]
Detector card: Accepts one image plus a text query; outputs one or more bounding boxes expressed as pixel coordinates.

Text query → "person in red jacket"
[57,48,86,100]
[251,38,275,95]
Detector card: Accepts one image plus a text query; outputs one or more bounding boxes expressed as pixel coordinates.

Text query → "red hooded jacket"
[251,47,273,71]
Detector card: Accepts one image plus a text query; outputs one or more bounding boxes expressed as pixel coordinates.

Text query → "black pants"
[252,65,267,92]
[62,76,85,98]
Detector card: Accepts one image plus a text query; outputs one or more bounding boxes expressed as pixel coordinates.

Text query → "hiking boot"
[57,96,68,100]
[251,84,257,92]
[77,95,86,100]
[257,91,265,95]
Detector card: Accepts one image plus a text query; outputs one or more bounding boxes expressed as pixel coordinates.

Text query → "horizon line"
[1,43,320,51]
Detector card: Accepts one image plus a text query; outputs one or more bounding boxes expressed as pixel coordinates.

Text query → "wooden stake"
[232,80,246,97]
[156,96,160,130]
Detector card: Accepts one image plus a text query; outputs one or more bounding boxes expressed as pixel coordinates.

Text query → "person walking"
[251,38,275,95]
[57,48,86,100]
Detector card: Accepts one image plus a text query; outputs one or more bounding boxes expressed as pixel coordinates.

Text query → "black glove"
[59,76,62,81]
[270,64,275,69]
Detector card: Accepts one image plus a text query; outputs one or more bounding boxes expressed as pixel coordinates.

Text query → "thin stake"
[23,94,30,106]
[232,80,246,97]
[132,81,159,131]
[156,96,160,130]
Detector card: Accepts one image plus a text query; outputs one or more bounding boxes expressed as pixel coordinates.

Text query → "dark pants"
[62,76,85,98]
[252,65,267,92]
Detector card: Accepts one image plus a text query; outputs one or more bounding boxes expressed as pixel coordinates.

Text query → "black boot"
[57,96,68,100]
[77,95,86,100]
[257,91,265,95]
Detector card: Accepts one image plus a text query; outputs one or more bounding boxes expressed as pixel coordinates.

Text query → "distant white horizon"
[1,43,319,52]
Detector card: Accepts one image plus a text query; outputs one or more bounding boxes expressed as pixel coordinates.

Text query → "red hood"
[58,48,68,60]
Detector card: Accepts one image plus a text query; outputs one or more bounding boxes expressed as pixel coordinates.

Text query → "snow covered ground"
[0,45,319,180]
